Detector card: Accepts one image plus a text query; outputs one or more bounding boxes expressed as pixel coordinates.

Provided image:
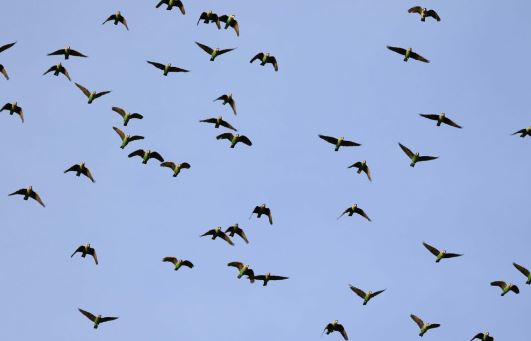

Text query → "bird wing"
[236,228,249,243]
[408,6,423,14]
[420,114,439,121]
[82,167,96,183]
[71,245,84,257]
[129,113,143,120]
[102,14,115,25]
[180,162,191,169]
[160,161,176,169]
[348,162,362,169]
[128,135,144,142]
[195,42,213,54]
[78,309,96,322]
[267,56,278,71]
[250,52,265,63]
[0,41,16,54]
[0,66,8,80]
[239,135,253,146]
[471,333,484,341]
[513,262,530,277]
[319,134,338,145]
[340,139,361,147]
[410,314,425,329]
[220,232,235,246]
[218,48,236,55]
[113,126,126,140]
[336,324,348,341]
[387,46,407,56]
[426,324,441,330]
[370,289,386,298]
[200,118,218,124]
[228,98,237,115]
[47,49,64,56]
[410,51,430,63]
[30,191,46,207]
[60,66,72,81]
[201,229,215,237]
[162,256,178,264]
[422,242,440,257]
[43,65,55,76]
[232,21,240,36]
[442,252,463,259]
[217,132,234,141]
[354,207,371,221]
[417,155,438,162]
[120,16,129,30]
[69,49,87,57]
[88,247,98,264]
[64,164,81,174]
[269,275,288,281]
[112,107,127,118]
[148,152,164,163]
[214,94,228,102]
[441,116,462,128]
[8,188,26,196]
[426,10,441,21]
[254,275,266,281]
[364,166,372,182]
[510,285,520,294]
[75,83,91,97]
[220,119,237,131]
[197,12,207,24]
[94,91,111,99]
[168,66,189,73]
[349,285,366,299]
[337,208,351,219]
[490,281,507,288]
[182,260,194,268]
[512,129,526,135]
[147,61,165,70]
[99,316,118,323]
[398,143,415,159]
[227,261,244,270]
[128,149,145,158]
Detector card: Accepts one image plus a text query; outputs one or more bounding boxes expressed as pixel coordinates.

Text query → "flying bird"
[227,262,254,282]
[200,116,237,131]
[1,102,24,123]
[112,106,143,126]
[422,242,463,263]
[338,204,371,221]
[0,64,9,80]
[78,308,118,329]
[128,149,164,164]
[43,63,71,81]
[195,41,235,61]
[250,52,278,71]
[387,46,429,63]
[48,46,87,59]
[219,15,239,36]
[420,113,461,128]
[103,11,129,30]
[512,126,531,138]
[348,160,372,181]
[113,127,144,149]
[162,257,194,271]
[147,61,189,75]
[319,135,360,151]
[408,7,441,22]
[323,320,348,341]
[216,133,252,148]
[398,143,438,167]
[349,285,385,305]
[513,262,531,284]
[490,281,519,296]
[160,161,191,177]
[197,11,221,29]
[64,162,96,183]
[0,41,16,54]
[471,332,494,341]
[225,224,249,244]
[8,186,45,207]
[250,204,273,225]
[254,273,288,286]
[71,244,98,264]
[214,93,237,115]
[410,314,440,337]
[156,0,185,14]
[75,83,111,104]
[200,227,234,246]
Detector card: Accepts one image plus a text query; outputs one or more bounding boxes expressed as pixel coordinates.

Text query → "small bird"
[348,160,372,181]
[513,262,531,284]
[112,107,143,126]
[410,314,440,337]
[201,227,234,246]
[422,242,463,263]
[103,11,129,30]
[471,332,494,341]
[200,116,237,131]
[338,204,371,221]
[491,281,520,296]
[225,223,249,244]
[250,204,273,225]
[75,83,111,104]
[43,63,71,81]
[160,161,191,177]
[319,135,360,151]
[147,61,189,75]
[0,41,16,54]
[128,149,164,164]
[387,46,429,63]
[408,7,441,22]
[0,64,9,80]
[9,186,45,207]
[156,0,185,14]
[195,42,236,61]
[71,244,98,264]
[398,143,438,167]
[113,127,144,149]
[254,273,288,286]
[512,126,531,138]
[197,11,221,29]
[1,102,24,123]
[78,308,118,329]
[227,261,254,282]
[214,93,237,115]
[323,320,348,341]
[420,113,461,128]
[216,133,252,148]
[48,46,87,59]
[219,15,239,36]
[250,52,278,72]
[162,257,194,271]
[64,162,96,183]
[349,285,385,305]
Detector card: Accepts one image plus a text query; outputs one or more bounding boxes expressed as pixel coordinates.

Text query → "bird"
[102,11,129,30]
[0,41,16,54]
[471,332,494,341]
[48,46,87,59]
[225,224,249,244]
[156,0,185,14]
[43,63,71,81]
[490,281,519,296]
[71,244,98,264]
[250,204,273,225]
[195,42,236,61]
[112,107,143,126]
[147,61,189,75]
[9,186,45,207]
[64,162,96,183]
[200,227,234,246]
[214,93,237,115]
[422,242,463,263]
[513,262,531,284]
[319,135,360,151]
[408,7,441,22]
[216,133,252,148]
[254,273,288,286]
[398,143,438,167]
[128,149,164,164]
[75,83,111,104]
[219,15,239,36]
[420,113,461,128]
[78,308,118,329]
[162,257,194,271]
[160,162,191,177]
[227,262,254,282]
[348,285,385,305]
[410,314,440,337]
[250,52,278,71]
[113,127,144,149]
[0,64,9,80]
[1,102,24,123]
[387,46,429,63]
[197,11,221,29]
[348,160,372,181]
[323,320,348,341]
[512,126,531,138]
[338,204,371,221]
[200,116,237,131]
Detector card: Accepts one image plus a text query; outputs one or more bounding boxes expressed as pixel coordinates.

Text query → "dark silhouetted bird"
[250,52,278,71]
[228,262,254,282]
[387,46,429,63]
[113,127,144,149]
[162,257,194,271]
[147,61,189,75]
[399,143,438,167]
[103,11,129,30]
[64,162,95,183]
[338,204,371,221]
[512,126,531,138]
[128,149,164,164]
[71,244,98,264]
[195,42,235,61]
[410,314,440,337]
[43,63,71,81]
[156,0,185,14]
[471,332,494,341]
[254,273,288,286]
[219,15,239,36]
[78,309,118,329]
[1,102,24,123]
[200,227,234,246]
[48,46,87,59]
[75,83,110,104]
[490,281,519,296]
[408,7,441,22]
[197,11,221,29]
[225,224,249,244]
[323,320,348,340]
[214,93,237,115]
[422,242,462,263]
[348,160,371,181]
[200,116,237,131]
[9,186,45,207]
[250,204,273,225]
[319,135,360,151]
[160,162,190,177]
[513,262,531,284]
[112,106,143,126]
[216,133,252,148]
[349,285,385,305]
[420,113,461,128]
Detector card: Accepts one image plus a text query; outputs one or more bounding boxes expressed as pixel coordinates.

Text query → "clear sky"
[1,1,530,340]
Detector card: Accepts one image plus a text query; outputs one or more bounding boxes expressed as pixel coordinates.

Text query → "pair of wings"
[78,308,117,323]
[250,53,278,71]
[9,188,45,207]
[112,107,144,122]
[197,12,221,29]
[75,83,111,99]
[161,161,191,171]
[1,103,24,122]
[71,245,98,264]
[48,48,87,58]
[410,314,440,330]
[113,126,144,142]
[128,149,164,162]
[195,42,235,56]
[162,257,194,268]
[348,162,372,181]
[387,46,430,63]
[64,164,96,183]
[491,281,520,293]
[200,117,237,131]
[202,229,234,245]
[513,262,530,277]
[43,64,71,81]
[399,143,438,162]
[324,323,348,341]
[349,285,385,300]
[217,133,252,146]
[147,61,189,73]
[420,114,462,128]
[319,135,360,147]
[102,14,129,30]
[471,333,493,341]
[512,128,530,136]
[214,94,237,115]
[156,0,185,14]
[225,225,249,243]
[227,262,255,282]
[408,7,441,21]
[338,206,371,221]
[422,242,462,259]
[251,206,273,224]
[219,15,240,36]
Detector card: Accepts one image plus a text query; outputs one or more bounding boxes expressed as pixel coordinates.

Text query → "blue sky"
[1,0,530,340]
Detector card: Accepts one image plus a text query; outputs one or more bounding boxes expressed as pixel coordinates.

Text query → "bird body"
[43,63,71,81]
[195,42,236,61]
[156,0,185,14]
[113,127,144,149]
[216,133,252,148]
[471,332,494,341]
[112,107,143,126]
[200,116,237,131]
[75,83,110,104]
[399,143,437,167]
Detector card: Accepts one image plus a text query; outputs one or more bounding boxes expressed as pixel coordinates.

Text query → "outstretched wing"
[442,116,462,128]
[168,66,189,73]
[128,149,145,158]
[64,164,81,174]
[78,308,96,322]
[408,6,423,14]
[200,118,218,124]
[227,261,244,270]
[426,323,441,331]
[113,126,126,140]
[420,114,439,121]
[490,281,507,288]
[387,46,407,56]
[349,285,366,299]
[217,132,234,141]
[195,42,213,55]
[30,191,46,207]
[162,256,178,265]
[269,275,288,281]
[336,324,348,341]
[71,245,84,257]
[410,314,425,329]
[513,262,530,277]
[181,260,194,268]
[422,242,440,257]
[426,10,441,21]
[220,232,235,246]
[75,83,91,97]
[220,119,237,131]
[370,289,385,298]
[340,139,361,147]
[149,152,164,163]
[410,51,430,63]
[239,135,253,146]
[218,48,236,56]
[417,155,438,162]
[82,167,96,183]
[0,41,16,54]
[398,143,415,159]
[442,252,462,259]
[354,207,371,221]
[112,107,127,118]
[250,52,264,63]
[147,61,165,70]
[235,228,249,243]
[94,91,111,99]
[8,188,26,196]
[160,161,176,170]
[100,316,118,323]
[318,134,338,145]
[267,56,278,71]
[69,49,87,58]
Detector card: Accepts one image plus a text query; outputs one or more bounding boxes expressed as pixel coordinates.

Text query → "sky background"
[1,0,530,340]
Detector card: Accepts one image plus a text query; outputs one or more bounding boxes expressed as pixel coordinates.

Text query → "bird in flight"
[387,46,429,63]
[228,262,255,282]
[319,135,360,151]
[513,262,531,284]
[398,143,438,167]
[112,107,143,126]
[250,204,273,225]
[128,149,164,164]
[64,162,96,183]
[200,116,237,131]
[71,244,98,264]
[43,63,71,81]
[200,227,234,246]
[349,285,385,305]
[48,46,87,59]
[160,161,191,177]
[225,224,249,244]
[1,102,24,123]
[422,242,463,263]
[9,186,45,207]
[250,52,278,71]
[410,314,440,337]
[147,61,189,75]
[102,11,129,30]
[156,0,185,14]
[408,7,441,22]
[216,133,252,148]
[195,42,236,61]
[75,83,111,104]
[113,127,144,149]
[162,257,194,271]
[78,308,118,329]
[348,160,372,181]
[471,332,494,341]
[338,204,371,221]
[512,126,531,138]
[419,113,462,128]
[254,273,288,286]
[214,93,237,115]
[490,281,519,296]
[323,320,348,340]
[197,11,221,29]
[219,15,239,36]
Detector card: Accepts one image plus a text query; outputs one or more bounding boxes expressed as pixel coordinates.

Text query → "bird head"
[97,314,102,319]
[339,136,344,141]
[218,115,222,120]
[227,92,232,97]
[332,320,338,325]
[28,186,33,191]
[442,250,446,254]
[80,162,85,167]
[362,160,366,164]
[440,112,446,117]
[351,204,357,210]
[215,226,221,232]
[261,204,266,208]
[57,63,62,68]
[266,272,271,276]
[415,152,420,157]
[368,290,373,295]
[526,126,531,132]
[116,11,121,16]
[235,134,240,138]
[230,15,235,19]
[233,223,239,228]
[13,101,17,107]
